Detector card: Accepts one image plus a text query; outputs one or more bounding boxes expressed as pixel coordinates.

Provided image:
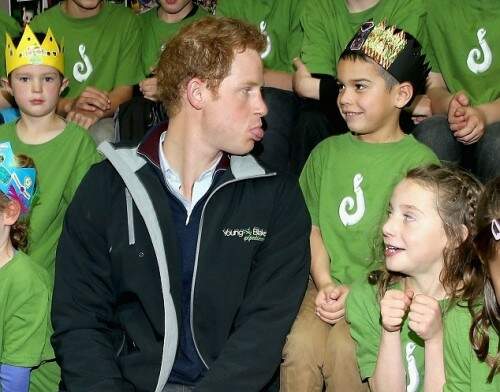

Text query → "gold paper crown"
[361,21,406,69]
[5,25,64,76]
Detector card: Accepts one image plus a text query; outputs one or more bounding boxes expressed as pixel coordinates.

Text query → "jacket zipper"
[189,172,276,369]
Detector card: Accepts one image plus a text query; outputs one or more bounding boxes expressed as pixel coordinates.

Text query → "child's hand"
[139,77,159,102]
[408,294,443,341]
[72,87,111,113]
[451,106,486,145]
[380,289,413,332]
[314,284,349,325]
[448,91,469,127]
[67,108,103,129]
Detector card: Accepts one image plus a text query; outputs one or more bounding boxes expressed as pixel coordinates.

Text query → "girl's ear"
[394,81,413,109]
[3,200,21,226]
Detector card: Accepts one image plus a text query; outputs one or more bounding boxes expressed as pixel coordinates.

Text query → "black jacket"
[52,124,311,392]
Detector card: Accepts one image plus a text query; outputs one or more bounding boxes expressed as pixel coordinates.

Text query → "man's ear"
[394,81,413,109]
[3,200,21,226]
[186,77,205,110]
[59,77,69,95]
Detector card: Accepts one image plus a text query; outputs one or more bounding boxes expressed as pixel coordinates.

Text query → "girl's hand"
[380,289,413,332]
[408,294,443,341]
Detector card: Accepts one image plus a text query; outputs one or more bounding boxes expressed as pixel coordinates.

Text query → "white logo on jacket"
[467,28,492,74]
[73,44,93,82]
[339,173,365,226]
[222,227,267,242]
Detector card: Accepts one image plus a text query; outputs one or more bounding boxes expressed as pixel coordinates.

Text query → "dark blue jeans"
[413,115,500,182]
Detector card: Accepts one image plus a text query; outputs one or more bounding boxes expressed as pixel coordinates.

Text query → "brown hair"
[369,164,484,303]
[156,16,266,116]
[0,154,36,251]
[470,176,500,382]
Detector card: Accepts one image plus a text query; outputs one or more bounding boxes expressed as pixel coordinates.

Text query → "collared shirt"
[158,132,221,224]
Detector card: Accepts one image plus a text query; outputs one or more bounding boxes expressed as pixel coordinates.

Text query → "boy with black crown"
[281,21,439,391]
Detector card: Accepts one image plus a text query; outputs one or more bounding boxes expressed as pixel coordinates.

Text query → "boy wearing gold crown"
[0,26,101,282]
[291,0,432,175]
[280,21,439,391]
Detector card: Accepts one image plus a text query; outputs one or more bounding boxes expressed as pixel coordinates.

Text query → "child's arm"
[60,85,133,128]
[370,289,413,392]
[408,294,445,392]
[0,364,30,392]
[293,58,320,99]
[310,225,349,324]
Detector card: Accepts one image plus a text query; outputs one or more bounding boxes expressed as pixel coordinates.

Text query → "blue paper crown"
[0,142,36,215]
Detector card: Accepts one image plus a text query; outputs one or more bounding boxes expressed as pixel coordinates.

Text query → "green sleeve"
[422,0,440,73]
[285,0,305,71]
[300,0,337,75]
[66,129,103,199]
[443,306,473,391]
[346,282,381,381]
[114,11,144,86]
[1,275,50,366]
[299,143,324,226]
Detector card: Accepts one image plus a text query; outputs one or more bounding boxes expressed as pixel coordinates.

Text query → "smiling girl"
[346,164,484,392]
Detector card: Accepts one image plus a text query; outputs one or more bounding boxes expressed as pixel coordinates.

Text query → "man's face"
[202,48,268,155]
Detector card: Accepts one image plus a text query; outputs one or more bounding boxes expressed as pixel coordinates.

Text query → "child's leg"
[472,121,500,182]
[323,318,369,392]
[280,279,331,392]
[412,115,464,164]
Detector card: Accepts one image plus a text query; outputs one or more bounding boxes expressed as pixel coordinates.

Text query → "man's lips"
[249,126,264,141]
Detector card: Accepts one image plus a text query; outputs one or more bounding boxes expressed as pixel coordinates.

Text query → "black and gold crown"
[343,20,430,94]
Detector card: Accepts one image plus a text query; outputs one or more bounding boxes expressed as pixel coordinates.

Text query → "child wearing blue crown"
[0,142,55,391]
[0,25,101,287]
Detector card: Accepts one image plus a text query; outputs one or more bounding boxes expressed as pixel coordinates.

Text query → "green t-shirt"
[30,2,143,99]
[425,0,500,106]
[139,5,209,75]
[347,281,436,392]
[300,0,428,76]
[0,251,58,390]
[299,133,438,285]
[0,11,20,77]
[216,0,305,72]
[0,121,102,279]
[443,303,500,391]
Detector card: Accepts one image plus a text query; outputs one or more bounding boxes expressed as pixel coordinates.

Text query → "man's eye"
[355,84,366,90]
